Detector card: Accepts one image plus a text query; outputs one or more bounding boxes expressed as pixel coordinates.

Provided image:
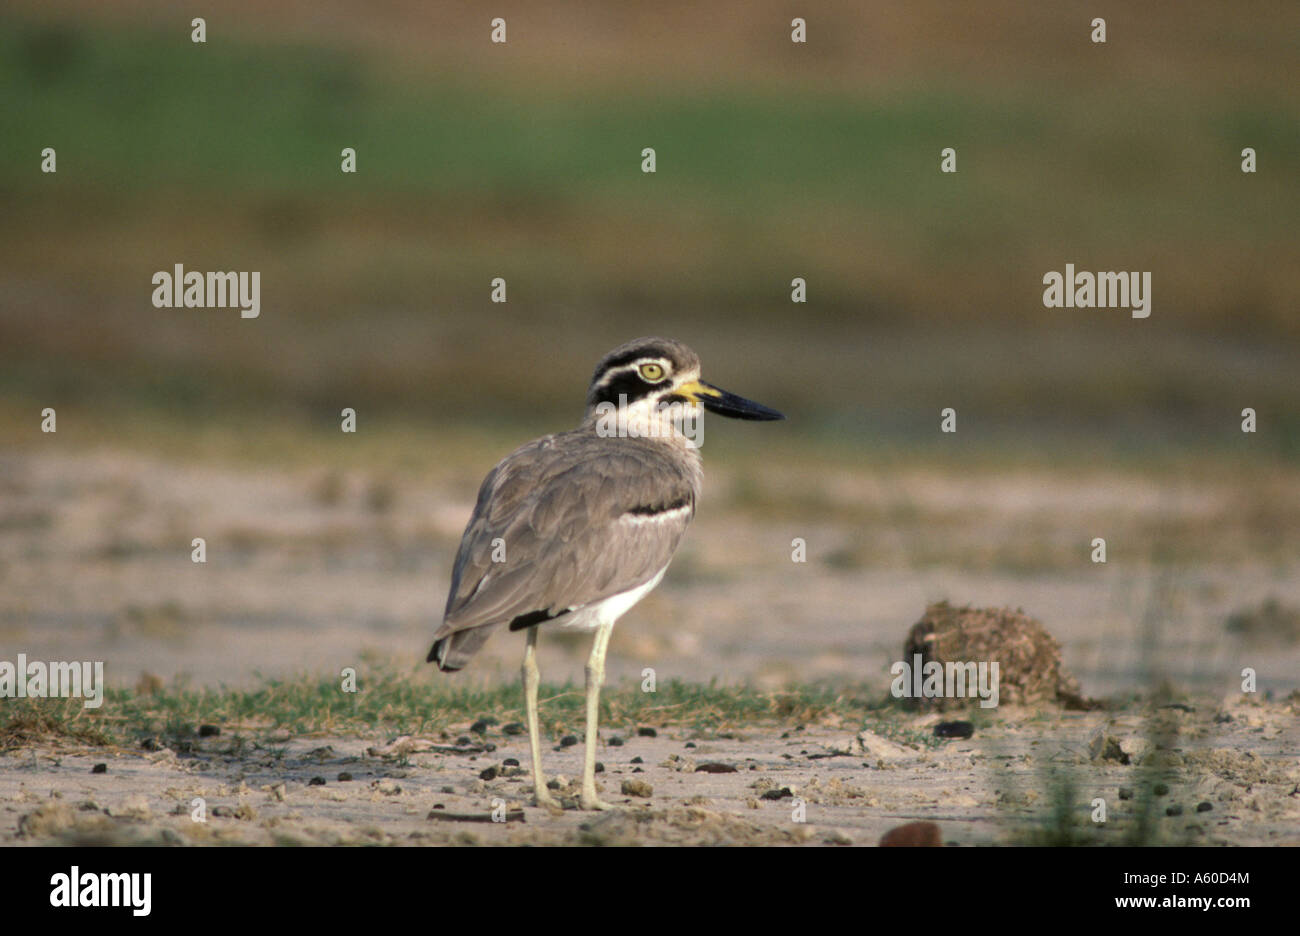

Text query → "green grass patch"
[1,667,893,751]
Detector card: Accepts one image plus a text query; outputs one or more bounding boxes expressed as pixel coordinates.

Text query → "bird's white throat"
[590,394,704,449]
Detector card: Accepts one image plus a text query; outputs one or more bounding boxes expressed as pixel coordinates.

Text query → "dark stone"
[198,724,221,737]
[309,776,326,786]
[934,721,975,740]
[91,763,107,774]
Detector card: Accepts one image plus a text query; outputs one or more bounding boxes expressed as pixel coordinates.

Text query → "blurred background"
[1,1,1297,695]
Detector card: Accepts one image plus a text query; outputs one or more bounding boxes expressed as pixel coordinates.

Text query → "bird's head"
[583,337,784,442]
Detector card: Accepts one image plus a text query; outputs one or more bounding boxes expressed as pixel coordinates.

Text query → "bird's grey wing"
[436,437,696,639]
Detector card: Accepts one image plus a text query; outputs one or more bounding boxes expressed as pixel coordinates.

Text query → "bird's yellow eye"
[639,363,666,382]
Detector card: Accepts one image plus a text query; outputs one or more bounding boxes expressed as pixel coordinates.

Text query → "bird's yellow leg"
[523,628,560,811]
[580,621,616,810]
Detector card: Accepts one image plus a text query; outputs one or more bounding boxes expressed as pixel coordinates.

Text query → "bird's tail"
[427,624,495,672]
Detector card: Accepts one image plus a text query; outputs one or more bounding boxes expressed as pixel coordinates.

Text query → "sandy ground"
[2,449,1298,697]
[5,693,1298,846]
[2,448,1299,845]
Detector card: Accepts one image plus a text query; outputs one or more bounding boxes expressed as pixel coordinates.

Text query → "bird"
[427,336,783,810]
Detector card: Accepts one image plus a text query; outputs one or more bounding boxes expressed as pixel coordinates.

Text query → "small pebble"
[1196,801,1213,813]
[456,736,472,746]
[608,736,624,747]
[91,763,107,774]
[198,724,221,737]
[637,727,657,738]
[934,721,975,740]
[470,720,491,736]
[503,758,520,767]
[595,762,605,774]
[479,766,499,781]
[337,772,353,782]
[760,787,793,801]
[1118,787,1134,800]
[502,723,525,736]
[1153,782,1170,797]
[684,742,696,749]
[560,735,579,748]
[1166,804,1184,816]
[630,756,644,764]
[309,777,326,786]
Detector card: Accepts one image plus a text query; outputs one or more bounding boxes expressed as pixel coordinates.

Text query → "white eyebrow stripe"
[594,359,671,387]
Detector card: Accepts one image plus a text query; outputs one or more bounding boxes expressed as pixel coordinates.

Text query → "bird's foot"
[580,789,617,811]
[532,789,563,813]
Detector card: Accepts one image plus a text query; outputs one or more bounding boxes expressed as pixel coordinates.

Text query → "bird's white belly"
[557,566,668,631]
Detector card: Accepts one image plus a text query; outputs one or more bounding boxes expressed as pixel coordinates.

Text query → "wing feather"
[434,431,700,648]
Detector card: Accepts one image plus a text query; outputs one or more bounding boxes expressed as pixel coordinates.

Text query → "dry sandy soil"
[2,448,1299,845]
[4,693,1298,846]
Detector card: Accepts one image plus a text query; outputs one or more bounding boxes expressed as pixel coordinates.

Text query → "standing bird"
[428,337,783,810]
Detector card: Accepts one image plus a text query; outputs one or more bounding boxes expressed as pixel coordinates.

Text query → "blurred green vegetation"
[1,10,1296,465]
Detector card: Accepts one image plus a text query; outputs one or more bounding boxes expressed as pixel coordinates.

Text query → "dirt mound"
[902,601,1091,710]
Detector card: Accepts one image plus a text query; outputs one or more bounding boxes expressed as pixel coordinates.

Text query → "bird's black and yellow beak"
[677,379,784,421]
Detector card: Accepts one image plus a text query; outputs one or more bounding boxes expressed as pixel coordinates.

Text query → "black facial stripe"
[593,358,671,388]
[589,370,657,407]
[592,363,639,388]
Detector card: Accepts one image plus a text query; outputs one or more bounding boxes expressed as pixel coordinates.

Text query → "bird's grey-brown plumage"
[427,336,781,810]
[430,430,701,670]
